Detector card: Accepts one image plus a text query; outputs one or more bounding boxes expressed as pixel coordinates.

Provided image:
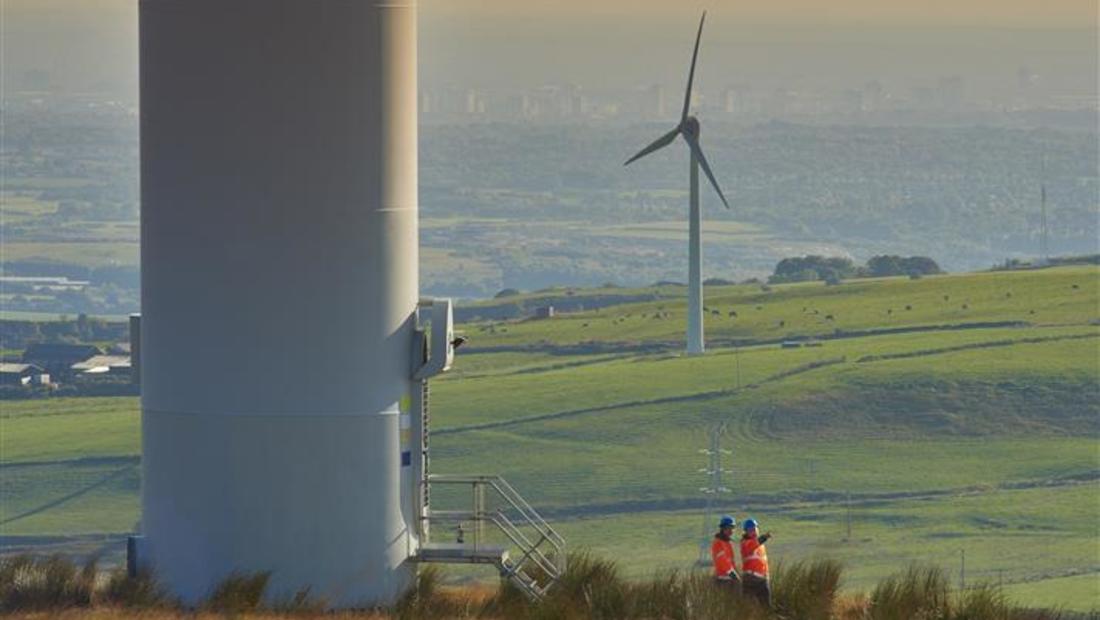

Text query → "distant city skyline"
[2,0,1096,106]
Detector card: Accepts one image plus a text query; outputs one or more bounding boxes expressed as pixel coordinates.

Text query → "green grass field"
[464,266,1098,347]
[1,266,1097,610]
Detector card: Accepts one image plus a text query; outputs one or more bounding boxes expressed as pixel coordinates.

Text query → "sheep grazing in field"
[825,314,835,321]
[711,309,721,316]
[728,310,738,318]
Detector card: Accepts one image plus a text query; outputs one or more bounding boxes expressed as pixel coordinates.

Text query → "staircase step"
[417,542,509,565]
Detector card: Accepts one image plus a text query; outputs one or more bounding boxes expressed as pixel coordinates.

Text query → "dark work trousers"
[743,574,771,608]
[714,574,741,595]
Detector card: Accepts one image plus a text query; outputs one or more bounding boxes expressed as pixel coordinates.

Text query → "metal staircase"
[416,474,566,600]
[410,299,566,600]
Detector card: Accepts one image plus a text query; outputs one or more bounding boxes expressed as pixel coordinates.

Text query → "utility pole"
[1040,156,1049,263]
[733,341,742,390]
[845,490,852,541]
[698,422,733,563]
[960,549,966,591]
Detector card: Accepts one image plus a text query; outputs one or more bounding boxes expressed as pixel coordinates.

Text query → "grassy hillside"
[462,267,1097,347]
[1,265,1097,610]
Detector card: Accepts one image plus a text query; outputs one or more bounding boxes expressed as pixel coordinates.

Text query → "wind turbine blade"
[681,11,706,123]
[687,135,729,208]
[624,127,681,166]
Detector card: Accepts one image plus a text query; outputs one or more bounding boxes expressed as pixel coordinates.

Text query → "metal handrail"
[492,478,566,559]
[427,475,564,557]
[490,511,559,579]
[426,474,566,577]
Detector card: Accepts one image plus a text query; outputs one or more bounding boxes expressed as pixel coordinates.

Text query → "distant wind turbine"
[624,11,729,356]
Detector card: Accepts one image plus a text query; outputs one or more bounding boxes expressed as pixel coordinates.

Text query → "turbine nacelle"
[680,116,700,139]
[623,13,728,209]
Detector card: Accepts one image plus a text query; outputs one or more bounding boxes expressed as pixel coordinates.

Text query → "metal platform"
[417,542,509,566]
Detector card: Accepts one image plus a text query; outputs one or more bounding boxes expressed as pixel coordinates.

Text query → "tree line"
[769,255,942,285]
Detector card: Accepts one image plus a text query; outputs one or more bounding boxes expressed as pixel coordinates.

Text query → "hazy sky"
[2,0,1097,99]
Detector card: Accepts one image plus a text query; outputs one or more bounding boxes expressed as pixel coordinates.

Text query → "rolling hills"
[1,265,1097,610]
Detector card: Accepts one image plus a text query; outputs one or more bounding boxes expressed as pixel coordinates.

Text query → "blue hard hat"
[743,518,758,531]
[719,515,736,528]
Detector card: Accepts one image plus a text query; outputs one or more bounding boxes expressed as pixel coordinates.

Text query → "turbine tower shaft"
[688,139,704,355]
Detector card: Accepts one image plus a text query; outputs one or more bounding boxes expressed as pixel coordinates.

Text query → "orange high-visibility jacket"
[711,536,736,577]
[741,535,769,578]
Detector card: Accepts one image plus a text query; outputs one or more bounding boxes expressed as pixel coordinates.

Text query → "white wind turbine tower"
[625,11,729,356]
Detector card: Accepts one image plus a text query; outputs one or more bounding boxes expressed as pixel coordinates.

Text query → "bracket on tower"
[414,298,455,380]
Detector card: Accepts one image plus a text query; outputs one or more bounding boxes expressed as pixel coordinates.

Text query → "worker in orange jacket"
[710,515,740,589]
[740,518,772,608]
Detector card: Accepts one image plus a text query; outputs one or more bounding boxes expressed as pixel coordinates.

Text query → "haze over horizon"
[2,0,1096,103]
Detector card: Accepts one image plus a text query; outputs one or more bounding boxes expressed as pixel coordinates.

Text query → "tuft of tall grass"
[476,569,536,620]
[502,550,772,620]
[772,558,845,620]
[625,568,692,620]
[271,585,327,614]
[540,551,628,620]
[102,565,171,609]
[394,565,484,619]
[651,570,769,620]
[952,583,1012,620]
[202,571,271,614]
[0,553,97,612]
[868,564,951,620]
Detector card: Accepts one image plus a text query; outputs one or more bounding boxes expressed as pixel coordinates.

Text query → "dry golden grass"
[3,612,392,620]
[1,554,1088,620]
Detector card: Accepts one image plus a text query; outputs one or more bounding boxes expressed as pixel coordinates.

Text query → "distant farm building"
[71,355,132,377]
[534,306,555,319]
[22,343,103,373]
[0,363,50,387]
